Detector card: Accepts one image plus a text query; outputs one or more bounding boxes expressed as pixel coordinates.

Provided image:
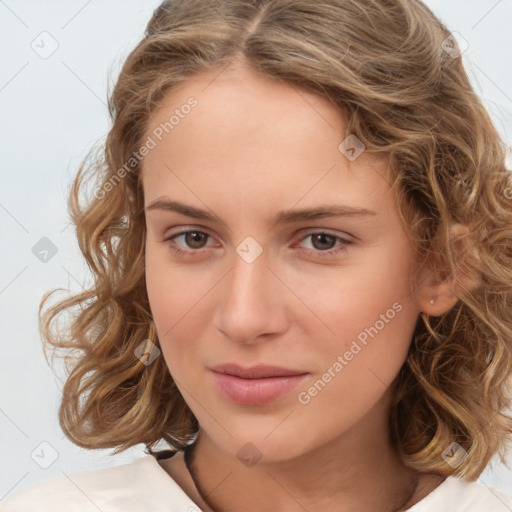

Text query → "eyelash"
[164,229,352,258]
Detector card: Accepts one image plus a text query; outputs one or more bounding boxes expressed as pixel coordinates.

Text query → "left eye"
[164,230,351,257]
[298,232,350,254]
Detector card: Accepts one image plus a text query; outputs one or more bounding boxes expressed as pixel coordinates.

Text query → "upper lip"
[210,363,308,379]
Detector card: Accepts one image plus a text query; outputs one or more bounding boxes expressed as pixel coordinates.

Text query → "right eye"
[164,229,219,256]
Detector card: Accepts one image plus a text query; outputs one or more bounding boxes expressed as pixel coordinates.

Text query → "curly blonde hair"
[40,0,512,481]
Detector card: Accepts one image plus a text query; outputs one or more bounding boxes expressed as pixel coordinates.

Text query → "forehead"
[143,61,347,157]
[140,61,394,219]
[147,58,343,129]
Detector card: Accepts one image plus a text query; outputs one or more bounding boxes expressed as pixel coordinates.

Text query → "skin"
[142,57,457,511]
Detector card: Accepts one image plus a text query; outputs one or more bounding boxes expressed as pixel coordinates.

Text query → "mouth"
[209,363,309,406]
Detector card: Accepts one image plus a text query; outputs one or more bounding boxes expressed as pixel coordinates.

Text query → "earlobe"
[417,271,460,316]
[416,223,480,316]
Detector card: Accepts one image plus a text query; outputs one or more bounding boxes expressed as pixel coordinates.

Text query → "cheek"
[145,245,185,359]
[145,241,202,319]
[144,243,215,377]
[145,247,172,323]
[285,243,416,345]
[289,240,418,394]
[295,299,418,437]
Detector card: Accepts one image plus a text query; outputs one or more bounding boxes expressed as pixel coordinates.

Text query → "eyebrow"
[145,198,376,225]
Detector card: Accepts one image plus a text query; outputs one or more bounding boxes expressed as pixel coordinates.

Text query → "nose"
[213,243,289,345]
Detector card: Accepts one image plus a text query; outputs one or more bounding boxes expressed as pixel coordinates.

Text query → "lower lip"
[211,371,308,406]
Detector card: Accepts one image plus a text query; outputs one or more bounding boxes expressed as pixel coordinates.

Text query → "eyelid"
[164,226,354,241]
[298,227,354,241]
[164,226,219,247]
[293,229,353,255]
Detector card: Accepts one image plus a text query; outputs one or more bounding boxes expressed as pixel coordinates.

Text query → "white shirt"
[1,453,512,511]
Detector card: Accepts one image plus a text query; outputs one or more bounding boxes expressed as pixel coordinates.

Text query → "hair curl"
[40,0,512,480]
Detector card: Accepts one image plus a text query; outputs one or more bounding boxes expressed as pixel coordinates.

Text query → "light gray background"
[1,0,512,502]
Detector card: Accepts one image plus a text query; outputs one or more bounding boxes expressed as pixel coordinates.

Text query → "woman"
[3,0,512,510]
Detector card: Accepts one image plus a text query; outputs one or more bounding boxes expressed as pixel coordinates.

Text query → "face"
[142,60,423,463]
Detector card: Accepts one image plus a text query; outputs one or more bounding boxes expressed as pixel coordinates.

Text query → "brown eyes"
[164,229,352,258]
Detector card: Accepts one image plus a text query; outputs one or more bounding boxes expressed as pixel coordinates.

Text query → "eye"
[297,231,352,257]
[164,229,215,256]
[164,228,352,258]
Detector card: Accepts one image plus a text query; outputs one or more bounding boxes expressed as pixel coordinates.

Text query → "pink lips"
[210,363,309,406]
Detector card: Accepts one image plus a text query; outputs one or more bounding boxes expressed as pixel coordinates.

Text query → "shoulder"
[408,475,512,511]
[0,454,201,512]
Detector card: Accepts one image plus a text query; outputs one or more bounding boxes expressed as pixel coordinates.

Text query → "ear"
[125,180,140,213]
[416,223,481,316]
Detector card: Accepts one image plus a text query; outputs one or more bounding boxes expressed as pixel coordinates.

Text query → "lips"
[209,363,309,406]
[210,363,307,379]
